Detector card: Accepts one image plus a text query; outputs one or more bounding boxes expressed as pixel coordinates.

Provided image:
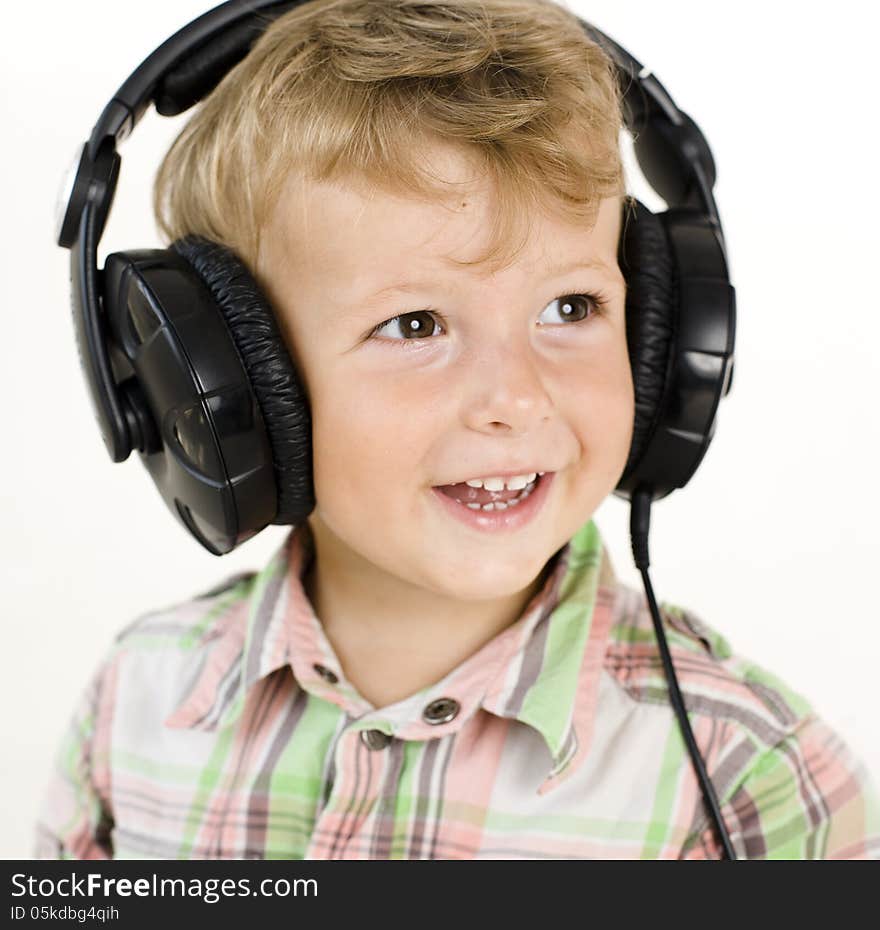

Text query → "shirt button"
[422,697,460,725]
[360,729,392,750]
[313,663,339,684]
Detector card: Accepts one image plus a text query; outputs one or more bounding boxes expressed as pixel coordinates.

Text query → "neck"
[301,513,554,707]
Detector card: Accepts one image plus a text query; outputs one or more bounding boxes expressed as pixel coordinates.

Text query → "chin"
[424,554,553,603]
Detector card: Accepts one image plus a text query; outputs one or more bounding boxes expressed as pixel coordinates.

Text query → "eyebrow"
[360,257,618,305]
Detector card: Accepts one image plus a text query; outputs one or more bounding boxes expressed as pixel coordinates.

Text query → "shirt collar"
[165,516,618,795]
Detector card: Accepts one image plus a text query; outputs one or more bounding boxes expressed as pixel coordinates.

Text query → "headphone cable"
[630,489,737,860]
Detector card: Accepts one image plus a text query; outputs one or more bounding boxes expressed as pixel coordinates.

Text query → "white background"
[2,0,877,859]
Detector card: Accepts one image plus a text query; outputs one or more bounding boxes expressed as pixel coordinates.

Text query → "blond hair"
[153,0,627,278]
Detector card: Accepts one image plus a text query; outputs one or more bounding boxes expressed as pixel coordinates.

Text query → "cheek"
[603,352,636,442]
[306,365,439,504]
[565,345,635,463]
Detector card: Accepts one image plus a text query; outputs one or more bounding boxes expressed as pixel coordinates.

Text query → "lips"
[434,470,547,486]
[429,471,555,532]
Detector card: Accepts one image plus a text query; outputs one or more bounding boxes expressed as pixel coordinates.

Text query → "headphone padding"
[617,198,678,484]
[170,235,315,525]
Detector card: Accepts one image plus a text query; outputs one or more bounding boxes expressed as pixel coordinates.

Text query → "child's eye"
[536,293,604,326]
[370,309,445,342]
[368,292,605,346]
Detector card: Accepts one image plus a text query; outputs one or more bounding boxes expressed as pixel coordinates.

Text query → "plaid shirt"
[34,517,880,859]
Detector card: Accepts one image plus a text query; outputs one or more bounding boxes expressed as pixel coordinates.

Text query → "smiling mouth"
[433,475,542,511]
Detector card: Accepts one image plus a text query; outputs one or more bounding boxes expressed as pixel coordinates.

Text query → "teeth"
[457,480,538,512]
[463,472,538,491]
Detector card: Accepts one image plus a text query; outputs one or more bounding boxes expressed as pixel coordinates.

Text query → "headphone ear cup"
[616,197,677,491]
[170,235,314,526]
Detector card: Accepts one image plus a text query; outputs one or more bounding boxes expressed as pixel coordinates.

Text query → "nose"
[461,337,554,434]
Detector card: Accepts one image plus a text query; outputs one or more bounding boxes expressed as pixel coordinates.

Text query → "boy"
[36,0,880,859]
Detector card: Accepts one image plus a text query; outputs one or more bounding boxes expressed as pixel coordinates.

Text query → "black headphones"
[55,0,738,858]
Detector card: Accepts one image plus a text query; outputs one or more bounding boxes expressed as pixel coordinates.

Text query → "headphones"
[55,0,738,857]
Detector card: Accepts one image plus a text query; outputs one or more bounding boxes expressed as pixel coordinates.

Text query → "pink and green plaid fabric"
[34,517,880,859]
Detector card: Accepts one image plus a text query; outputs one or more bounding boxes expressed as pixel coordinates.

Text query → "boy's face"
[258,143,633,602]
